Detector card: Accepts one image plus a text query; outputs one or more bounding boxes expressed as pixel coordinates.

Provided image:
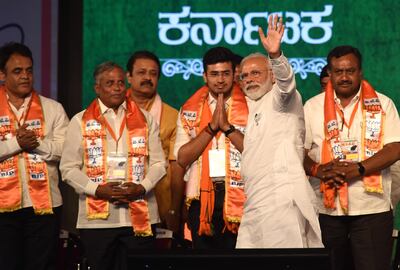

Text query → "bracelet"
[204,125,215,136]
[207,123,218,135]
[224,125,236,137]
[310,163,320,177]
[204,127,213,136]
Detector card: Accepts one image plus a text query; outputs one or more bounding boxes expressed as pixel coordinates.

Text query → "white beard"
[243,79,273,100]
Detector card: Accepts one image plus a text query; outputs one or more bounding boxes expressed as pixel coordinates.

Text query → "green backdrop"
[83,0,400,111]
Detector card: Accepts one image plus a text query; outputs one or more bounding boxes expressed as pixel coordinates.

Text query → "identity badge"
[106,152,127,183]
[208,149,226,178]
[340,138,359,162]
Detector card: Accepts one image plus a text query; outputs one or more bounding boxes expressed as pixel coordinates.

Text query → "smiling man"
[304,45,400,270]
[173,46,248,249]
[0,42,69,270]
[235,15,322,249]
[60,61,166,270]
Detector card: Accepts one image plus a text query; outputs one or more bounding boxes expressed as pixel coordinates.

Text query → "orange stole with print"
[321,80,384,213]
[0,86,53,214]
[82,99,152,236]
[181,85,248,235]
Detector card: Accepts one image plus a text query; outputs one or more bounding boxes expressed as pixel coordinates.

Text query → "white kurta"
[236,54,323,248]
[60,99,166,228]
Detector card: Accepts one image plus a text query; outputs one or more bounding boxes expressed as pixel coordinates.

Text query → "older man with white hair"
[235,15,322,248]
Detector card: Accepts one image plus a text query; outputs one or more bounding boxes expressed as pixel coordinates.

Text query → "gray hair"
[240,52,271,70]
[93,61,124,84]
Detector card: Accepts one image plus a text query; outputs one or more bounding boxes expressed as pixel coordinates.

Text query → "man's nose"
[20,70,29,79]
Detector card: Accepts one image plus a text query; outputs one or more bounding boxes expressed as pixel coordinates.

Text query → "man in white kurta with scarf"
[304,45,400,270]
[235,15,323,248]
[60,62,165,270]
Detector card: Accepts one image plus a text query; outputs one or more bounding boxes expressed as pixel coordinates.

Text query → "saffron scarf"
[126,88,162,126]
[82,98,152,236]
[321,80,384,213]
[0,86,53,214]
[181,85,248,235]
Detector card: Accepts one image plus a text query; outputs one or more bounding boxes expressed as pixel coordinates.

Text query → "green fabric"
[83,0,400,111]
[395,202,400,230]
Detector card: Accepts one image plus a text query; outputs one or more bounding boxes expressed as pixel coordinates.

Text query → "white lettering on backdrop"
[158,5,333,80]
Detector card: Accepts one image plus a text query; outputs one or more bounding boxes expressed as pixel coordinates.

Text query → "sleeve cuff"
[9,136,22,153]
[269,52,286,66]
[140,178,153,194]
[384,138,400,146]
[34,139,49,156]
[85,181,100,197]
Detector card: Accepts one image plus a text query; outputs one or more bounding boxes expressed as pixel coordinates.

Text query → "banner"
[83,0,400,110]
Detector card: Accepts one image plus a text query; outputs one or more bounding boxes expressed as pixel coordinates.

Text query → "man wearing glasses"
[235,15,322,248]
[173,46,248,249]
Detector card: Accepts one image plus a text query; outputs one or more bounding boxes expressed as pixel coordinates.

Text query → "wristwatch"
[168,209,176,215]
[224,124,236,137]
[357,162,365,176]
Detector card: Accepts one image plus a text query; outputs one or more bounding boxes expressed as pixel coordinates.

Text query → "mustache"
[338,80,352,85]
[244,83,261,91]
[140,80,153,87]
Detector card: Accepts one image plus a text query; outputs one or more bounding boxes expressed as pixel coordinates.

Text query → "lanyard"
[335,98,360,138]
[101,113,126,153]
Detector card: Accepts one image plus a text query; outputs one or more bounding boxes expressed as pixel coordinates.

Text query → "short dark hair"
[126,50,161,77]
[327,45,362,70]
[232,53,243,67]
[203,46,235,72]
[0,42,33,71]
[93,61,124,83]
[319,65,329,81]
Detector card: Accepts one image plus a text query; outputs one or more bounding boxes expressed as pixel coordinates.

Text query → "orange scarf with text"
[321,80,384,213]
[82,98,152,236]
[0,86,53,214]
[181,85,248,236]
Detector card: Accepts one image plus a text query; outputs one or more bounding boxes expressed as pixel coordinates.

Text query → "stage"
[128,248,330,270]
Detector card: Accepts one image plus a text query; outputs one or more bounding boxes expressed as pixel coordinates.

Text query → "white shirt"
[0,93,69,208]
[304,90,400,216]
[174,94,230,181]
[236,54,322,248]
[60,98,166,228]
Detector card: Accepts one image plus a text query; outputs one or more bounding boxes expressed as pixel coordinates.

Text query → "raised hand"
[209,93,230,135]
[258,14,285,58]
[217,93,230,131]
[209,97,220,133]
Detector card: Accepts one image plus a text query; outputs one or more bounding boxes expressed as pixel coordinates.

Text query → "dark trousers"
[188,183,237,249]
[79,225,156,270]
[319,211,393,270]
[0,206,61,270]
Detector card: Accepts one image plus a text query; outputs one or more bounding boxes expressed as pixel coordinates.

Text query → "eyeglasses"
[239,70,267,81]
[206,70,232,78]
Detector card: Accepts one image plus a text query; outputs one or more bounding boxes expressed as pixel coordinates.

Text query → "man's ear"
[0,70,5,81]
[270,69,276,84]
[94,83,100,96]
[203,73,207,84]
[126,71,132,85]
